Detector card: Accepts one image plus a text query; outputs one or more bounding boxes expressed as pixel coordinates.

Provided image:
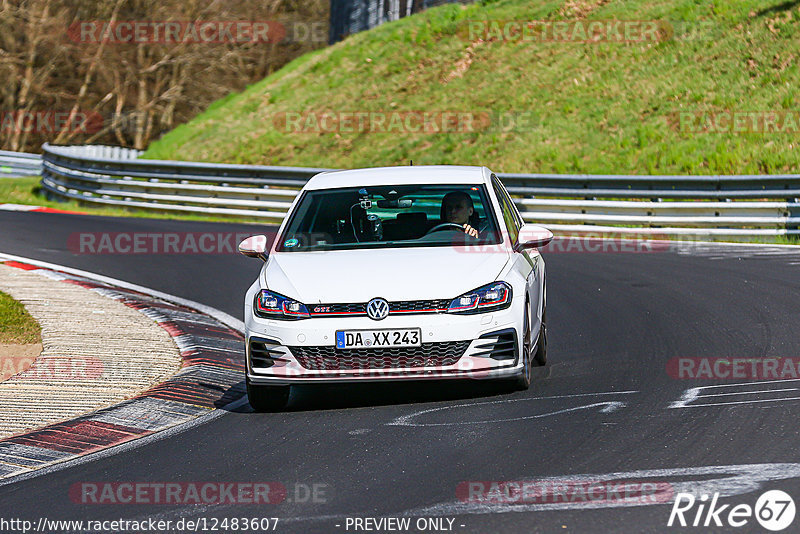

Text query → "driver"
[441,191,479,238]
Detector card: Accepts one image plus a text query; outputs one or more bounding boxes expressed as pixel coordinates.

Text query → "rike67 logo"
[668,490,796,531]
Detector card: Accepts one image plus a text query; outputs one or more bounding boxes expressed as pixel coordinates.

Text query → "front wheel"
[533,307,547,366]
[246,378,290,412]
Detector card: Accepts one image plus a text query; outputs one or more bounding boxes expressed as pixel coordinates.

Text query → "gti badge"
[366,298,389,321]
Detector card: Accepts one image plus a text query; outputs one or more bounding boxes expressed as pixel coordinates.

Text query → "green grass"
[0,290,40,344]
[144,0,800,175]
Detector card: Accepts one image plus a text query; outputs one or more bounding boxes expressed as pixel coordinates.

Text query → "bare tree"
[0,0,328,151]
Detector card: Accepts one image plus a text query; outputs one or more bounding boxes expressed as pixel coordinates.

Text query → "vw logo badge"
[366,298,389,321]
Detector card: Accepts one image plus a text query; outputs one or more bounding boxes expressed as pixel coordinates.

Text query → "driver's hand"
[463,224,478,238]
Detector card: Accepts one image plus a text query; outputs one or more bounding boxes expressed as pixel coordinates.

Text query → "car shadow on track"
[244,367,552,413]
[212,381,248,411]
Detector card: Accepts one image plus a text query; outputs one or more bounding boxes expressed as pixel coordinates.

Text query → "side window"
[493,175,523,229]
[492,179,519,243]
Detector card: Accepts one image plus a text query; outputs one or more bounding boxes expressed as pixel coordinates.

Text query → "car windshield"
[277,184,501,251]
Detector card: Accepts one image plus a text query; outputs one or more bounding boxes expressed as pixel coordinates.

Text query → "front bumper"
[244,298,525,385]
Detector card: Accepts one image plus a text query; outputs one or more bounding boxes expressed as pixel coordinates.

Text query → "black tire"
[511,300,532,391]
[246,379,290,412]
[533,306,547,366]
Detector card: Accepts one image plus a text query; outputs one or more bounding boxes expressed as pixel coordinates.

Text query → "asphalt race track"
[2,210,800,533]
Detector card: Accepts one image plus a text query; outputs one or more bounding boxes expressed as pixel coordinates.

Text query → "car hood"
[261,246,511,303]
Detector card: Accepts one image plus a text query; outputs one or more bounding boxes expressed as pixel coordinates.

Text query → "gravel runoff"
[0,264,182,439]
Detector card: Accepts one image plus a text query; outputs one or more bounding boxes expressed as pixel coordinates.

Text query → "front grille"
[308,299,450,317]
[389,299,450,313]
[289,341,470,370]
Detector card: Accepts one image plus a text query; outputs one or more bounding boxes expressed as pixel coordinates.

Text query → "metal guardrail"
[0,150,42,177]
[40,144,325,222]
[39,143,800,236]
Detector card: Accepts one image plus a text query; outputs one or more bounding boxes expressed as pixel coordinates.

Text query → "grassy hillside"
[144,0,800,175]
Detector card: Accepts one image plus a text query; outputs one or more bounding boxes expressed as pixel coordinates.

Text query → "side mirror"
[515,225,553,251]
[238,235,269,261]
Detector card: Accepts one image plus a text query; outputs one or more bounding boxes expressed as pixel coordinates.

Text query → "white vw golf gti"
[239,166,552,411]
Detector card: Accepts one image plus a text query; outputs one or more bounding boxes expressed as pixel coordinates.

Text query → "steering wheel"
[425,222,466,235]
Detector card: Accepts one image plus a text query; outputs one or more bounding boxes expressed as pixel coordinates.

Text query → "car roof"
[303,165,491,190]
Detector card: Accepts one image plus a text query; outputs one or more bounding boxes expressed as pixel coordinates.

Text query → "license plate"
[335,328,421,349]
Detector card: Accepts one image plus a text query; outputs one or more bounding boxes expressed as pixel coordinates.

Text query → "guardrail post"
[788,199,800,233]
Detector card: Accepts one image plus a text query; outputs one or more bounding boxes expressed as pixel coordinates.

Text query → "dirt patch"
[560,0,611,19]
[0,343,42,381]
[442,39,486,84]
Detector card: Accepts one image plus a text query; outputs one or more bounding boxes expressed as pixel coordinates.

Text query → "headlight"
[447,282,512,314]
[254,290,310,320]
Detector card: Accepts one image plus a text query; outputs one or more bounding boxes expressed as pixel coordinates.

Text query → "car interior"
[281,185,496,249]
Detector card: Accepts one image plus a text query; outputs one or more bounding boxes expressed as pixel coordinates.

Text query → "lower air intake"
[289,341,469,370]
